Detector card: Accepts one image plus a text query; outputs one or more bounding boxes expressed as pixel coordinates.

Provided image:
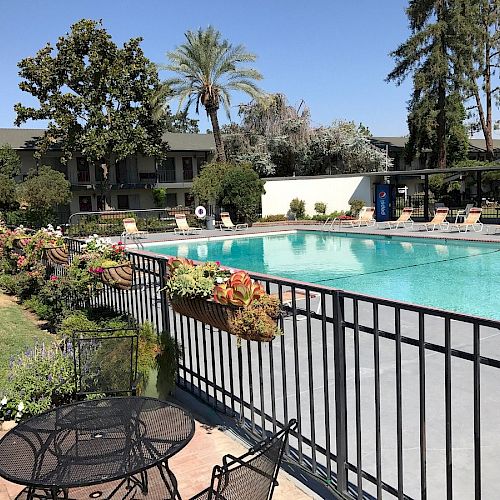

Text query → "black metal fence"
[64,239,500,499]
[66,207,195,237]
[393,193,500,221]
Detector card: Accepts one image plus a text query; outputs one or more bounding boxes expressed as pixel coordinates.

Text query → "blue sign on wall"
[375,184,391,221]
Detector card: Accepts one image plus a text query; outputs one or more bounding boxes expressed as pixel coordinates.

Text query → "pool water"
[147,231,500,320]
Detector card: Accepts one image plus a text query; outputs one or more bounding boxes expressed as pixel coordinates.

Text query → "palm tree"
[161,26,264,162]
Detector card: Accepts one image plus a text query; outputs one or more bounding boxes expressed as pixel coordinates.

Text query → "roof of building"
[371,136,500,152]
[0,128,215,152]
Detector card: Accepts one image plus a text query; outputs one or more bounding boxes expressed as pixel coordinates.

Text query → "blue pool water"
[147,231,500,320]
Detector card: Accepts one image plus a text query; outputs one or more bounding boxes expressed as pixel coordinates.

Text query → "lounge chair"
[220,212,248,231]
[121,217,148,246]
[447,207,483,232]
[341,206,376,227]
[412,207,449,231]
[377,207,414,229]
[174,214,203,235]
[273,288,321,320]
[454,203,474,223]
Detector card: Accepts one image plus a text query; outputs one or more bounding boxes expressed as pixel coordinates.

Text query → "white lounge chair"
[447,207,483,232]
[121,218,148,247]
[412,207,449,231]
[220,212,248,231]
[174,214,203,235]
[377,207,414,229]
[334,207,376,228]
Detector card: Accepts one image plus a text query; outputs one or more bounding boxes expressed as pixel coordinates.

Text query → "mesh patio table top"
[0,396,195,490]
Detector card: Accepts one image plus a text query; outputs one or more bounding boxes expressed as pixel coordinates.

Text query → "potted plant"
[82,236,133,290]
[34,225,68,265]
[164,258,281,343]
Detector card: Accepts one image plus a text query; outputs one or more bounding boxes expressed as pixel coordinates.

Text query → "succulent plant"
[213,271,265,307]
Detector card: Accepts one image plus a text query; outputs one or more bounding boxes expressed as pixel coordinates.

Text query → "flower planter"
[12,236,32,252]
[171,297,276,342]
[43,246,69,266]
[101,263,134,290]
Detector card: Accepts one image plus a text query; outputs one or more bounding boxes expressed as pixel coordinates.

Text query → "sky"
[0,0,476,137]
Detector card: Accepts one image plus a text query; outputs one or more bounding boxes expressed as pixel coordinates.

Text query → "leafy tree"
[387,0,465,168]
[0,145,21,209]
[404,91,469,166]
[224,95,390,175]
[453,0,500,160]
[161,26,264,162]
[191,162,232,205]
[14,19,170,207]
[219,164,265,222]
[16,166,71,227]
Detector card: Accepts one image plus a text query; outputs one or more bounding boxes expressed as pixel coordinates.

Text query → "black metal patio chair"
[71,328,140,398]
[189,419,297,500]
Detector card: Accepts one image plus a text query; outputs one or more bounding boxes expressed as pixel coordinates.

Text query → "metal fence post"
[158,259,170,333]
[332,290,348,494]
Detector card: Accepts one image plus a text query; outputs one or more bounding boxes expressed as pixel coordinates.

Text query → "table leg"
[157,462,180,500]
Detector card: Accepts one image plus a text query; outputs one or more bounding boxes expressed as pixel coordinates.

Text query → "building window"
[116,159,127,183]
[157,158,176,182]
[79,196,92,212]
[165,193,177,207]
[182,157,193,181]
[184,192,194,207]
[77,158,90,183]
[117,195,130,210]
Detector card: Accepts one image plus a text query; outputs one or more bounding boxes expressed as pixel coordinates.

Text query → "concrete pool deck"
[107,222,500,249]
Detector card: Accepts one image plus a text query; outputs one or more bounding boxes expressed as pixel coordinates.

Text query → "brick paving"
[0,422,312,500]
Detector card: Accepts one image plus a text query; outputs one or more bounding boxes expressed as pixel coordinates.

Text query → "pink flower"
[50,275,58,281]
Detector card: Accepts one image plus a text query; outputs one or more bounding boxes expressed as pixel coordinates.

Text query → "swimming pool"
[147,231,500,320]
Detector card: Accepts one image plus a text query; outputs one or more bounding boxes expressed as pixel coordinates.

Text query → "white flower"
[17,401,24,411]
[216,277,224,284]
[0,397,7,406]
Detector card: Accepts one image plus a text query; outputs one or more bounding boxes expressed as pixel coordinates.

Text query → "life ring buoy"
[195,206,207,219]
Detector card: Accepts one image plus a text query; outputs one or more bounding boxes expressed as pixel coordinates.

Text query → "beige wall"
[261,176,373,216]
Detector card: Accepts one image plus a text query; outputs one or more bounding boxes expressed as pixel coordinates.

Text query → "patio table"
[0,396,195,499]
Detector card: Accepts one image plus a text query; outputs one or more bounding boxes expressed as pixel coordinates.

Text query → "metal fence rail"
[65,239,500,499]
[66,207,194,237]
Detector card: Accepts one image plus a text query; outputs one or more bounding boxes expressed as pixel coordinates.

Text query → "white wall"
[261,176,373,216]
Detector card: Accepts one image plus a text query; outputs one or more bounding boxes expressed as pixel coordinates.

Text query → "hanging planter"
[101,263,134,290]
[43,245,69,266]
[171,297,279,342]
[165,259,281,343]
[12,236,32,252]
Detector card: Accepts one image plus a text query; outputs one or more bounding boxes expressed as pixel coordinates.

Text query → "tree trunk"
[437,79,447,168]
[207,106,226,162]
[483,32,494,160]
[437,0,447,168]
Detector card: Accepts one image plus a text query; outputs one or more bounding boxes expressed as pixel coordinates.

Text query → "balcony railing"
[158,170,176,183]
[63,240,500,499]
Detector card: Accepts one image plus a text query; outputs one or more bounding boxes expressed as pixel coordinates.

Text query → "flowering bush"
[81,235,128,271]
[4,342,75,419]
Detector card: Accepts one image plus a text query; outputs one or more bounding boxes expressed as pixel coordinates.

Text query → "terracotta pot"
[101,263,134,290]
[43,246,69,265]
[171,297,276,342]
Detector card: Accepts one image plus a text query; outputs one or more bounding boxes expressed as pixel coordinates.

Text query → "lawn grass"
[0,294,54,392]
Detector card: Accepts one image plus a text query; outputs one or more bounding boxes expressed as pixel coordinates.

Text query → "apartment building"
[371,136,500,171]
[0,128,215,219]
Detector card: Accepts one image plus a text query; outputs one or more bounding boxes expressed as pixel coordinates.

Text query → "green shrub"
[311,211,343,221]
[314,202,327,214]
[4,341,74,419]
[348,199,365,217]
[289,198,306,219]
[258,214,287,222]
